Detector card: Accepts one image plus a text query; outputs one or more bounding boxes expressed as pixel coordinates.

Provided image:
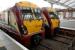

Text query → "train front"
[15,1,45,47]
[48,8,60,29]
[42,7,60,38]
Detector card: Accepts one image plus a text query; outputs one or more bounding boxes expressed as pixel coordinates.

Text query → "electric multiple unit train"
[0,1,45,48]
[0,1,60,48]
[42,7,60,38]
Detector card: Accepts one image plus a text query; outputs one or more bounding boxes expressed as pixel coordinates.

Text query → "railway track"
[52,34,73,45]
[32,28,75,50]
[32,39,71,50]
[1,25,75,50]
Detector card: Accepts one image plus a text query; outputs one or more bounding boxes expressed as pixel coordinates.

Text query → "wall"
[60,20,75,29]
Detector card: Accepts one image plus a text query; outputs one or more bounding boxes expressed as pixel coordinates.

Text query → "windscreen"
[49,12,59,19]
[21,8,33,20]
[33,8,42,19]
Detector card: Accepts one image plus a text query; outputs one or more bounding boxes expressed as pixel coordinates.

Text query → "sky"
[0,0,66,12]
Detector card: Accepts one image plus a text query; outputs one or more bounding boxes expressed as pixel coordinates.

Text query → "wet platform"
[0,30,28,50]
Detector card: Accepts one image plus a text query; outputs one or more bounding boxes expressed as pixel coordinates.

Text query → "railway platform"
[0,30,28,50]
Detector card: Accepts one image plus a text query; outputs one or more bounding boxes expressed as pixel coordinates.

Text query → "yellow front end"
[23,20,43,35]
[47,7,60,29]
[16,1,43,35]
[51,19,59,29]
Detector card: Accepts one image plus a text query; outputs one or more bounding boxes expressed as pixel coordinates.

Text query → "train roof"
[15,1,38,8]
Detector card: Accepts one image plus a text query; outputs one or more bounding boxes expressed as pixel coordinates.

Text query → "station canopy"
[44,0,75,8]
[0,0,74,12]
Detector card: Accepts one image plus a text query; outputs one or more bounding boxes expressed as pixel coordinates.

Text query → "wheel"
[30,34,42,47]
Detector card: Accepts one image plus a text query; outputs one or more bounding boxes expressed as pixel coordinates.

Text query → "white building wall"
[60,20,75,29]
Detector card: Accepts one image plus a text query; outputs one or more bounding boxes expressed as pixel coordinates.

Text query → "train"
[0,1,60,49]
[0,1,45,48]
[42,7,60,38]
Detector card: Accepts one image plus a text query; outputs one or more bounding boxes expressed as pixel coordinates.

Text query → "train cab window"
[21,8,34,20]
[49,12,59,19]
[33,8,42,19]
